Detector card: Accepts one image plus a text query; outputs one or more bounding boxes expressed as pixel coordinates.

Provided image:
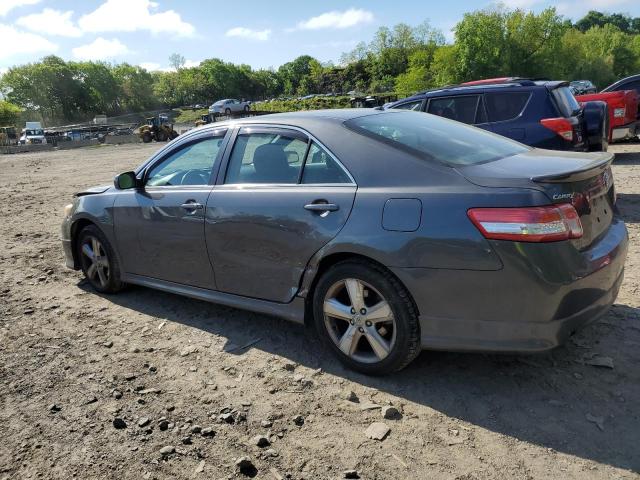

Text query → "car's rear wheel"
[244,105,250,112]
[312,260,420,375]
[225,108,231,115]
[77,225,123,294]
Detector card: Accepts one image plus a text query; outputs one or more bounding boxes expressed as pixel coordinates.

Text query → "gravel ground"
[0,142,639,480]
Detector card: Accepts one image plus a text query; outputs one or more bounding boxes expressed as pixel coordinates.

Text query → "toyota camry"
[61,109,628,374]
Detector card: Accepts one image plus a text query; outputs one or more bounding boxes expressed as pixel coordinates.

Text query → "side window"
[302,142,352,184]
[427,96,479,124]
[393,100,422,111]
[615,81,640,94]
[146,134,226,186]
[485,92,531,122]
[225,131,308,184]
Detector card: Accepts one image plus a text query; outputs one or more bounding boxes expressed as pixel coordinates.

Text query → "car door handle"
[304,202,339,212]
[181,201,203,210]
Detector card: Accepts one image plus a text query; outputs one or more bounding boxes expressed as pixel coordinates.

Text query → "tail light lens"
[540,117,573,141]
[468,205,583,242]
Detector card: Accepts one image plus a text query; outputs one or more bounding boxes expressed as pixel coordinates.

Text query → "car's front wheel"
[77,225,123,294]
[313,260,420,374]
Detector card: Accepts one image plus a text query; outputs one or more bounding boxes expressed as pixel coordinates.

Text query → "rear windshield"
[552,87,581,117]
[345,111,529,166]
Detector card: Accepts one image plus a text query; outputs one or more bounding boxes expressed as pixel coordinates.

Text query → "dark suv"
[386,78,608,151]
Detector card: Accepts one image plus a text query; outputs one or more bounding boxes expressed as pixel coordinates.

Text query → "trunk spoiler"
[532,152,614,183]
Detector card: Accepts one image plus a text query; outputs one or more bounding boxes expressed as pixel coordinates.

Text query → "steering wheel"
[180,170,208,185]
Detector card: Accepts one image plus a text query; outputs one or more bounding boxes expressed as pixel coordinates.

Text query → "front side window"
[225,132,308,184]
[302,142,352,184]
[146,134,226,186]
[346,111,529,166]
[427,95,479,124]
[485,92,531,122]
[393,100,422,111]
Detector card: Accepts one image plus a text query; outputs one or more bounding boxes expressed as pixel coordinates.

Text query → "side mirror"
[114,171,138,190]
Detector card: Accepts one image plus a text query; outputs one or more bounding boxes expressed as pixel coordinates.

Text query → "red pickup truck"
[575,74,640,143]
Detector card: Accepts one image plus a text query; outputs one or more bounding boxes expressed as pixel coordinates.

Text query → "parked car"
[19,121,47,145]
[386,78,609,151]
[61,109,627,374]
[570,80,597,95]
[575,74,640,142]
[209,99,250,116]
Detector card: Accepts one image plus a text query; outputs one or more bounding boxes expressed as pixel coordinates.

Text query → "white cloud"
[78,0,194,37]
[15,8,82,37]
[294,8,374,31]
[225,27,271,41]
[72,37,130,61]
[0,24,57,60]
[0,0,40,17]
[139,59,200,72]
[139,61,161,71]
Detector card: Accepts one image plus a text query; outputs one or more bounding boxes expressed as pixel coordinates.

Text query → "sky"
[1,0,640,74]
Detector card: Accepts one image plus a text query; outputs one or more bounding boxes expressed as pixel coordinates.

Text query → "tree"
[0,100,21,125]
[169,53,186,70]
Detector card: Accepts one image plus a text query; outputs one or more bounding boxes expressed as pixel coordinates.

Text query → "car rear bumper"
[391,217,628,352]
[611,121,639,141]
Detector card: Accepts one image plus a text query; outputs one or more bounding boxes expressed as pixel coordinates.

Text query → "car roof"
[199,108,385,131]
[392,79,567,105]
[602,74,640,92]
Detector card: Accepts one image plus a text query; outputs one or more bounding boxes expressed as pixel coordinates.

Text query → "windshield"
[26,129,44,136]
[552,86,581,117]
[345,111,529,166]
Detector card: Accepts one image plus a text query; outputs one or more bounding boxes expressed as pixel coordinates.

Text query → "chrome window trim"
[223,123,357,186]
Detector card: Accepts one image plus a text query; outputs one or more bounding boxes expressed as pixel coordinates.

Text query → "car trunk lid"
[456,149,615,249]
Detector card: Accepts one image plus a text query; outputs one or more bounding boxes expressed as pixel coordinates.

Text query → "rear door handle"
[304,202,339,212]
[181,201,204,210]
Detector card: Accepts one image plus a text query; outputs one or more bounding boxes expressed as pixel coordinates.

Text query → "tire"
[225,108,231,115]
[584,100,609,152]
[244,105,250,112]
[77,225,124,294]
[312,260,420,375]
[156,130,166,142]
[142,131,152,143]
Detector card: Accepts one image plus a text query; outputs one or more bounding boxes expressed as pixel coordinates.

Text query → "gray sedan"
[61,109,628,374]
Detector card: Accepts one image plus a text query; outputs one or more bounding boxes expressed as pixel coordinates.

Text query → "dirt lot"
[0,142,639,480]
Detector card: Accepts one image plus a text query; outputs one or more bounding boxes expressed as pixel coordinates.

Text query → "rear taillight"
[468,205,583,242]
[540,117,573,141]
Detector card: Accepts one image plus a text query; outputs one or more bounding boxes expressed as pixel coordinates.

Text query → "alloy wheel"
[80,236,110,288]
[323,278,396,363]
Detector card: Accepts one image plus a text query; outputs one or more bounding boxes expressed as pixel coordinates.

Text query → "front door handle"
[304,202,339,212]
[181,201,204,211]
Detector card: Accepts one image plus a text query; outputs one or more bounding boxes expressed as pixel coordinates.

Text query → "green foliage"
[173,108,209,124]
[2,7,640,123]
[0,100,21,125]
[575,11,640,34]
[256,96,352,113]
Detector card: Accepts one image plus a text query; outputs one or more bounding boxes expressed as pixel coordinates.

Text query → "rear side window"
[485,92,530,122]
[346,111,529,166]
[225,132,307,184]
[552,87,581,117]
[393,100,422,111]
[302,142,352,184]
[427,96,479,124]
